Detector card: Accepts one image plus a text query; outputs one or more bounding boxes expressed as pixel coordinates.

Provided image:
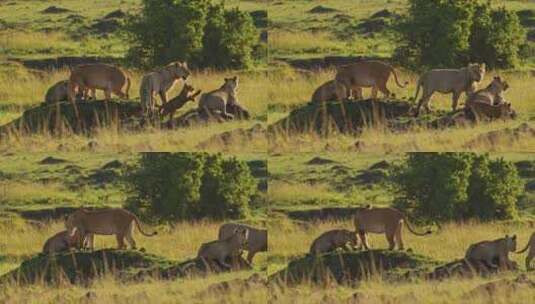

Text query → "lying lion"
[65,208,157,250]
[354,205,432,250]
[197,226,249,269]
[309,229,358,256]
[466,76,509,106]
[198,76,239,120]
[414,63,486,116]
[465,234,517,270]
[515,231,535,270]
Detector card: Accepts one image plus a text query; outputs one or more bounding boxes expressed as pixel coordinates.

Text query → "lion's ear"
[512,235,517,240]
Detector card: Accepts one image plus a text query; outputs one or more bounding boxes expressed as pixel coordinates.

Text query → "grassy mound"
[268,99,412,136]
[0,100,141,137]
[268,249,439,285]
[0,249,250,286]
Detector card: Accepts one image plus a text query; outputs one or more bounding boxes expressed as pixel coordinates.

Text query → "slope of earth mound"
[268,250,439,285]
[0,249,250,286]
[268,100,412,136]
[0,101,141,137]
[268,99,516,136]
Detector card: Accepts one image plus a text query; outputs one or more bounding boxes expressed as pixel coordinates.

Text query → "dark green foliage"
[469,6,526,68]
[126,153,256,221]
[125,0,258,69]
[394,0,526,69]
[392,153,522,222]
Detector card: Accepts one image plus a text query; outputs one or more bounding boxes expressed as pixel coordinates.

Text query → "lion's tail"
[516,242,530,254]
[390,66,407,88]
[403,215,432,236]
[139,76,151,114]
[133,216,157,237]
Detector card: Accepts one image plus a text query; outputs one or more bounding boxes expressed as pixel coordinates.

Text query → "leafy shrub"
[392,153,522,222]
[126,153,256,221]
[394,0,525,69]
[125,0,258,69]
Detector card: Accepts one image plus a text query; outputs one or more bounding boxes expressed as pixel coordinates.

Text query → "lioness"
[414,63,486,116]
[159,84,201,120]
[65,208,157,250]
[309,229,358,256]
[465,235,517,269]
[139,61,190,115]
[334,61,408,100]
[465,101,515,121]
[311,80,353,103]
[515,232,535,270]
[354,206,432,250]
[45,80,85,104]
[42,230,85,254]
[68,63,131,102]
[198,76,239,120]
[218,223,267,263]
[198,226,249,269]
[466,76,509,106]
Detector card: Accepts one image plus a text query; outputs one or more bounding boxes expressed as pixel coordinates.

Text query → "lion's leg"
[158,91,167,105]
[104,89,112,101]
[246,251,255,264]
[451,91,461,111]
[116,234,126,249]
[385,232,395,250]
[359,231,369,250]
[217,255,232,269]
[125,222,137,249]
[396,222,404,250]
[371,87,378,99]
[90,88,97,100]
[378,82,390,99]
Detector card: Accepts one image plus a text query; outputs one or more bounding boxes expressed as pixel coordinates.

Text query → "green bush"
[394,0,525,69]
[126,153,256,221]
[125,0,258,69]
[392,153,522,222]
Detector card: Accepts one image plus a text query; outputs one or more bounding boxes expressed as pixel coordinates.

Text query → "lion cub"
[158,84,201,120]
[515,232,535,270]
[465,234,517,269]
[197,226,249,269]
[309,229,358,256]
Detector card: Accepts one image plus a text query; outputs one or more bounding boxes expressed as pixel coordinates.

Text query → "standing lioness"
[65,208,157,250]
[335,61,408,100]
[68,63,131,102]
[414,63,486,116]
[354,206,432,250]
[139,61,190,115]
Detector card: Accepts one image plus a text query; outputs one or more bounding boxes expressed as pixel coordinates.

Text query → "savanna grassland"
[0,0,268,153]
[267,0,535,153]
[0,152,268,303]
[267,152,535,303]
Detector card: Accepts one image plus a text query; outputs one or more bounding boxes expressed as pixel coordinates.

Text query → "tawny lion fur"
[218,223,267,263]
[139,61,190,115]
[309,229,358,256]
[65,208,157,250]
[335,61,408,100]
[354,206,432,250]
[68,63,131,102]
[465,235,517,269]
